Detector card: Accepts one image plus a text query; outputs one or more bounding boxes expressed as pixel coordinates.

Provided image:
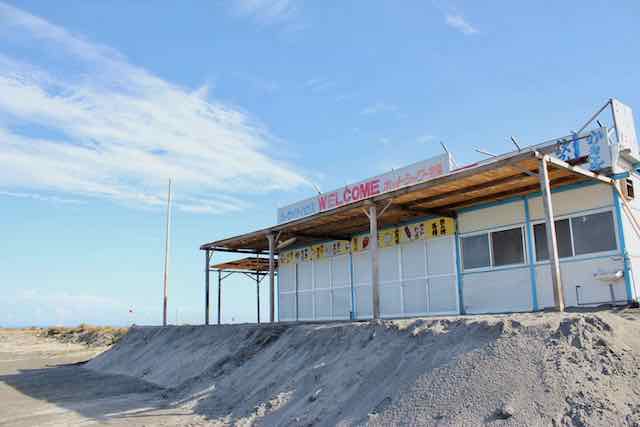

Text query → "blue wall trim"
[461,264,531,276]
[454,227,465,314]
[612,186,634,302]
[612,171,630,180]
[523,196,539,311]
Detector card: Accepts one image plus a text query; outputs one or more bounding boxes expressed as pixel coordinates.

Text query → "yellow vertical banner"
[311,244,325,260]
[280,250,293,265]
[331,240,350,256]
[378,228,400,248]
[398,222,426,243]
[425,217,455,239]
[351,235,372,253]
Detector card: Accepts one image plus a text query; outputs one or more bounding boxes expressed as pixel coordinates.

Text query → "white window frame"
[460,224,527,273]
[531,207,619,264]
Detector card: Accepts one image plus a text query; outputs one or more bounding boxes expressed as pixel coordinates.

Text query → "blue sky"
[1,1,639,326]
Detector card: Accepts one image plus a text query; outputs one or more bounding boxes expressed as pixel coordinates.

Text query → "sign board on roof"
[550,128,611,171]
[611,99,638,158]
[277,153,453,224]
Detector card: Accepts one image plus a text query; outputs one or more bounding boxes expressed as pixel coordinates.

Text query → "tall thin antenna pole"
[162,179,172,326]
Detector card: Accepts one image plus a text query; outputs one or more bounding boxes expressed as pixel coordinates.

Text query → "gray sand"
[2,309,640,426]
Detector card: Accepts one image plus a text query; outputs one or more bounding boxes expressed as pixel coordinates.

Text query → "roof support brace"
[539,153,613,185]
[539,155,565,312]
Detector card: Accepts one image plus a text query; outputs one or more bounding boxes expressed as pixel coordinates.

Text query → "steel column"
[256,266,261,324]
[217,270,222,324]
[267,233,276,322]
[539,156,565,311]
[205,250,211,325]
[368,204,380,319]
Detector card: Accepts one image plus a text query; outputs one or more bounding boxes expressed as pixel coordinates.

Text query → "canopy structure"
[205,256,277,325]
[201,144,608,254]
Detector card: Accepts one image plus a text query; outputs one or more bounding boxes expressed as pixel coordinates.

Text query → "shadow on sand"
[0,363,175,423]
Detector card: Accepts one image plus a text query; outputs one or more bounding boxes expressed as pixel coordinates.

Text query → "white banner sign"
[278,153,452,224]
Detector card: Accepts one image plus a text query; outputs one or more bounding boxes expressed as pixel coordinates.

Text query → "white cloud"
[233,0,297,23]
[445,14,478,35]
[0,3,307,214]
[360,101,398,115]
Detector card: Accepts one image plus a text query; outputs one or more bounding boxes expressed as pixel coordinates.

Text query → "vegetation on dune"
[42,324,128,347]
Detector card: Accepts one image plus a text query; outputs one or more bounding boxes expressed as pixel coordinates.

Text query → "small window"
[461,234,490,270]
[571,211,616,255]
[534,219,573,261]
[491,227,524,266]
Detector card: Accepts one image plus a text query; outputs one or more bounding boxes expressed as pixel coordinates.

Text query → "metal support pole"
[217,270,222,325]
[267,233,276,322]
[256,266,261,324]
[368,204,381,319]
[162,179,172,326]
[205,250,211,325]
[539,156,565,311]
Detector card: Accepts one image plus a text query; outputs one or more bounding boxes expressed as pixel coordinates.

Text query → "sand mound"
[86,310,640,426]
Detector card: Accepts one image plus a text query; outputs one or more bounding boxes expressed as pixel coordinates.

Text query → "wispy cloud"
[360,101,398,115]
[417,134,436,144]
[0,3,307,214]
[445,14,478,35]
[0,190,84,205]
[305,77,335,94]
[233,0,297,24]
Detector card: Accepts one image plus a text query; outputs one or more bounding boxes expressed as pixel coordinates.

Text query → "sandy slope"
[85,309,640,426]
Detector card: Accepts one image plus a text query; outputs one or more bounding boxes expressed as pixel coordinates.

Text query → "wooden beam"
[539,155,565,312]
[404,172,537,208]
[389,205,456,218]
[442,175,580,211]
[288,232,352,242]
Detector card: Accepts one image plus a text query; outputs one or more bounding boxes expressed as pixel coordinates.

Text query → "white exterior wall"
[277,222,458,321]
[530,185,624,308]
[459,183,624,314]
[619,172,640,302]
[458,200,531,314]
[279,182,631,320]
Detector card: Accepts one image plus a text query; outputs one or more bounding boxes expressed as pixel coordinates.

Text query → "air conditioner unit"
[621,178,635,201]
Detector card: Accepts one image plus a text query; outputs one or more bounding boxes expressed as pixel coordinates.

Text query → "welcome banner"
[277,153,452,224]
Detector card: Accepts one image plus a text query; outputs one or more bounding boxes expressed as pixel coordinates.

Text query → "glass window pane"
[534,219,572,261]
[461,234,490,270]
[491,227,524,266]
[571,211,617,255]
